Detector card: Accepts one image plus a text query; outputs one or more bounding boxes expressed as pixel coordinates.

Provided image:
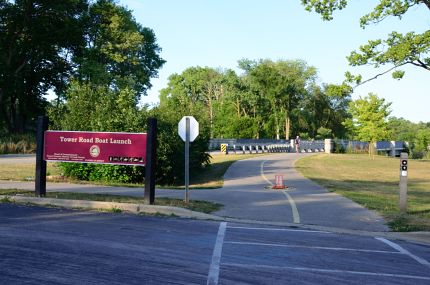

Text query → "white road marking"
[376,237,430,268]
[260,160,272,185]
[207,222,227,285]
[224,241,401,254]
[282,190,300,224]
[260,160,301,224]
[227,226,330,234]
[222,263,430,281]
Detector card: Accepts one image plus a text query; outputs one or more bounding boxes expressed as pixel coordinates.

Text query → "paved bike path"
[0,153,388,231]
[155,153,388,231]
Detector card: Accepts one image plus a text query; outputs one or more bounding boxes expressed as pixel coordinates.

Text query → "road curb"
[2,195,429,246]
[0,195,224,221]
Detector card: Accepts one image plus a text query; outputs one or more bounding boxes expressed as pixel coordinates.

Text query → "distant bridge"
[209,138,405,156]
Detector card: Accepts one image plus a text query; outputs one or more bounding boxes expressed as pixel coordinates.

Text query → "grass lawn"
[0,189,222,214]
[0,153,266,188]
[295,154,430,231]
[188,153,267,188]
[0,162,62,181]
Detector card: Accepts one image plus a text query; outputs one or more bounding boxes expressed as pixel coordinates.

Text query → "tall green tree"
[46,0,168,184]
[302,0,430,84]
[413,128,430,158]
[157,75,212,184]
[343,93,392,144]
[0,0,87,133]
[211,69,263,139]
[242,59,317,140]
[159,67,226,138]
[75,0,165,100]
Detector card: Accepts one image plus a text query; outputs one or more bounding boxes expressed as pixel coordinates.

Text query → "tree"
[242,59,317,140]
[301,0,430,84]
[45,0,168,184]
[343,93,392,145]
[388,117,430,158]
[0,0,165,134]
[157,80,211,184]
[74,0,165,100]
[160,67,230,138]
[413,128,430,159]
[0,0,88,133]
[387,117,418,142]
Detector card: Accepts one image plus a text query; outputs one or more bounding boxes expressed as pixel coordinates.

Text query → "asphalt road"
[0,154,35,164]
[1,204,430,285]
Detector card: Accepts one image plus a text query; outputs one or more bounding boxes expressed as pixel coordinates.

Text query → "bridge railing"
[209,138,405,156]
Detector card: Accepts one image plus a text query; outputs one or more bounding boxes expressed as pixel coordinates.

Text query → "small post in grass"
[399,152,408,213]
[35,116,49,197]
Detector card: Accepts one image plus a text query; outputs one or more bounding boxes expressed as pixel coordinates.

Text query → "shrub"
[0,133,36,154]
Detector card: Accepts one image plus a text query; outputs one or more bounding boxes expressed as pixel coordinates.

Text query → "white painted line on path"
[224,241,401,254]
[222,263,430,281]
[376,237,430,268]
[260,160,272,185]
[260,160,301,224]
[282,191,300,224]
[207,222,227,285]
[227,226,330,234]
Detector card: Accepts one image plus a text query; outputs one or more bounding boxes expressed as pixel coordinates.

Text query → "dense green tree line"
[160,60,351,141]
[159,61,430,159]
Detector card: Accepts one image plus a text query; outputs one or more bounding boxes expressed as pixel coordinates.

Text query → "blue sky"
[119,0,429,123]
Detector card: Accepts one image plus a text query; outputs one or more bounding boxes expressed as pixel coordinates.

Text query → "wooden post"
[144,118,157,205]
[35,116,48,197]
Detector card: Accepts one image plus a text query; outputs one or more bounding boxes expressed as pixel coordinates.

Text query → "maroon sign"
[44,131,147,165]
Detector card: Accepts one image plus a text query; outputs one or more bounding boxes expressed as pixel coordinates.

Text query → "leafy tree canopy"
[0,0,88,133]
[0,0,164,134]
[75,0,165,101]
[301,0,430,84]
[343,93,392,142]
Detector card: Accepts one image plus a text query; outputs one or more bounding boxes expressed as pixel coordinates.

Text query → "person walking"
[295,135,300,153]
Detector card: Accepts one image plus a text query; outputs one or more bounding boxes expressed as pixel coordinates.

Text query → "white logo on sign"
[90,145,100,157]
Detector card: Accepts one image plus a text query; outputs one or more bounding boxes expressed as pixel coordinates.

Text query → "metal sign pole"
[185,118,190,203]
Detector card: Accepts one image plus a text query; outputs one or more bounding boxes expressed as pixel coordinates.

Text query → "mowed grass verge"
[0,153,267,188]
[0,162,62,181]
[295,154,430,231]
[0,189,222,214]
[187,153,268,188]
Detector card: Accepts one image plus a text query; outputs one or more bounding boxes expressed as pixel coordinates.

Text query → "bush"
[333,141,345,153]
[152,108,211,185]
[59,163,144,183]
[0,133,36,154]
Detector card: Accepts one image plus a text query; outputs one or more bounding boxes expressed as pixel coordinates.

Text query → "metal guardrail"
[210,139,405,155]
[210,139,325,153]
